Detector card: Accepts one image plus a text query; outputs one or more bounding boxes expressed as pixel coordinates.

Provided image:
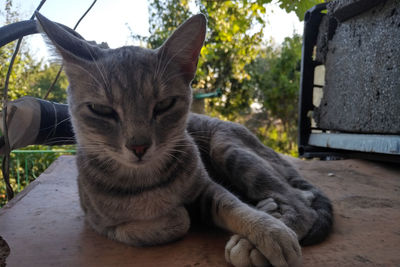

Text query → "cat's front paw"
[256,198,282,219]
[256,193,318,241]
[225,234,271,267]
[229,217,301,267]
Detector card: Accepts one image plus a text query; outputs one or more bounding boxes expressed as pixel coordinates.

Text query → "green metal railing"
[193,89,222,99]
[1,148,75,206]
[10,149,76,190]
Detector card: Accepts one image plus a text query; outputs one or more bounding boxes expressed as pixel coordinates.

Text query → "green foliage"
[1,43,36,100]
[275,0,325,20]
[261,35,302,126]
[141,0,268,120]
[256,124,298,156]
[27,63,69,103]
[0,43,67,102]
[247,34,303,153]
[146,0,192,49]
[0,146,76,207]
[139,0,308,155]
[197,1,267,120]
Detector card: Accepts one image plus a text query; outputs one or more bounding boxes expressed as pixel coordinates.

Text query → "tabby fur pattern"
[36,12,332,267]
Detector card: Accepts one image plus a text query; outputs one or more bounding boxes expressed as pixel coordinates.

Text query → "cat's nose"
[126,136,152,159]
[129,144,150,159]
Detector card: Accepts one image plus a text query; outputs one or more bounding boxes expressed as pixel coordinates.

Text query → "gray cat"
[36,12,332,267]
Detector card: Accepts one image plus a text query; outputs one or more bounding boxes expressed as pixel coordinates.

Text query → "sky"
[1,0,303,61]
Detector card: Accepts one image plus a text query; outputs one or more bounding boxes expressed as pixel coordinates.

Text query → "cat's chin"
[117,157,155,170]
[131,159,148,167]
[121,159,149,169]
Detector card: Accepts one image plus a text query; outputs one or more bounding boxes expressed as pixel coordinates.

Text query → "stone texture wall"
[314,0,400,134]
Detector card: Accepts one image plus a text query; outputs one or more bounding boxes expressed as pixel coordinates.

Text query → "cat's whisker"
[40,135,75,143]
[41,139,76,146]
[81,154,114,167]
[160,70,199,85]
[164,151,180,162]
[76,80,104,88]
[84,45,110,93]
[189,136,212,142]
[39,116,73,143]
[166,148,189,156]
[159,40,193,80]
[70,64,104,89]
[43,137,75,141]
[155,46,166,79]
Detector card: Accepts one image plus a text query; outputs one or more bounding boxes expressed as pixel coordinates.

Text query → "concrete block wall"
[314,0,400,134]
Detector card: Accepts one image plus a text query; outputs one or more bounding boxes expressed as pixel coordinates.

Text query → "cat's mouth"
[127,153,153,167]
[118,157,149,169]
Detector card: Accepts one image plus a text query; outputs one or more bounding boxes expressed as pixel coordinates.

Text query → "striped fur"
[37,12,332,267]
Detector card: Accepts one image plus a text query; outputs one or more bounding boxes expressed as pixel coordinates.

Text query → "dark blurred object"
[0,97,75,155]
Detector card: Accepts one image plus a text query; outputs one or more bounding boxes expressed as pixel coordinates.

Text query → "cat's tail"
[300,189,333,246]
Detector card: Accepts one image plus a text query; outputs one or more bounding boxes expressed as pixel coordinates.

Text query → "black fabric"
[36,99,75,145]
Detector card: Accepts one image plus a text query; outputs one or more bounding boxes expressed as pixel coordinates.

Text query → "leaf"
[277,0,325,20]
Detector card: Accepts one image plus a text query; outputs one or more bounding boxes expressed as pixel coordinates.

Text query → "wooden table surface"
[0,155,399,266]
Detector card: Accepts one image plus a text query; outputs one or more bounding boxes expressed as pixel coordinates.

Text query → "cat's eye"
[154,97,177,117]
[88,104,118,119]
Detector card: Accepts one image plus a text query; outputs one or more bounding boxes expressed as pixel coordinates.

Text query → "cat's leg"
[103,207,190,246]
[192,180,302,267]
[207,127,321,241]
[188,115,332,245]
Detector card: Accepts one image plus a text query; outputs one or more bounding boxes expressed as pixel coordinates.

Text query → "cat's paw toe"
[225,234,270,267]
[257,198,277,211]
[256,198,282,219]
[299,190,315,206]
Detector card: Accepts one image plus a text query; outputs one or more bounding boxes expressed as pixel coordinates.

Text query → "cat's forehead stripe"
[103,47,159,102]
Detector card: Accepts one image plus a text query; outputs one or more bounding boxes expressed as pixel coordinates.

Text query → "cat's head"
[36,12,206,169]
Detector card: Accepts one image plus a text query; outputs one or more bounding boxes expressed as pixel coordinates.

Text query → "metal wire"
[44,0,98,100]
[2,0,47,201]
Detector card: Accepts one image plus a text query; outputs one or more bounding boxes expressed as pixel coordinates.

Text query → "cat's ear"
[35,12,104,64]
[158,14,207,84]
